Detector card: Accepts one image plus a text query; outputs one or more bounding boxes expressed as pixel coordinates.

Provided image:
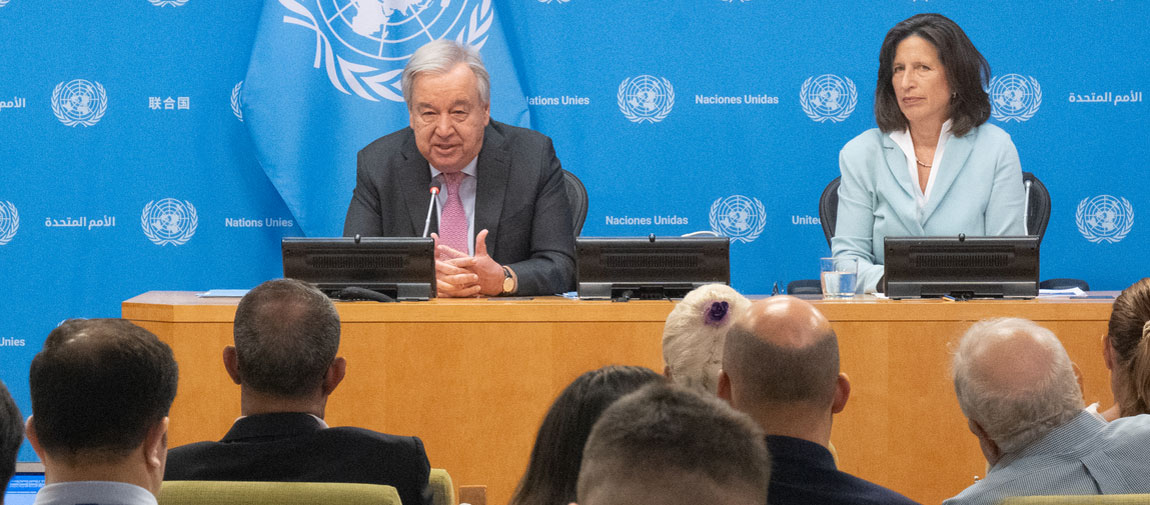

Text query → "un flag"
[243,0,530,236]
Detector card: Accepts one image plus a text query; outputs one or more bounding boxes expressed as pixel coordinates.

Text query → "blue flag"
[242,0,530,236]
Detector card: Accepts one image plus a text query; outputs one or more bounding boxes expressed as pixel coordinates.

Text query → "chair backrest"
[1000,495,1150,505]
[158,481,401,505]
[429,468,455,505]
[562,169,589,236]
[1023,171,1051,243]
[818,177,841,248]
[818,173,1049,246]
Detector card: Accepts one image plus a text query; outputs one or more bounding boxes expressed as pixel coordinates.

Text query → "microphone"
[422,184,440,238]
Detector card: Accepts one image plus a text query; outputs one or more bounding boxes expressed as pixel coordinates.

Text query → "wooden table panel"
[124,292,1116,505]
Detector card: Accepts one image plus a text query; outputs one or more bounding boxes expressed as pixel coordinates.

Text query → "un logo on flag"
[280,0,493,102]
[989,74,1042,122]
[800,74,856,123]
[0,1,10,7]
[141,198,198,246]
[231,81,244,121]
[709,195,766,244]
[0,201,18,246]
[618,75,674,124]
[1076,195,1133,244]
[51,79,107,127]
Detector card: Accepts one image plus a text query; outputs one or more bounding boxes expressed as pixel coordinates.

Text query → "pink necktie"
[439,172,468,259]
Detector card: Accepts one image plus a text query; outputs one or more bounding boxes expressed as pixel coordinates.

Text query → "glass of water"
[820,257,858,299]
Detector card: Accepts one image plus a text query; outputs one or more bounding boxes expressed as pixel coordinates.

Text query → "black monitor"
[883,235,1039,299]
[576,236,730,300]
[282,237,436,301]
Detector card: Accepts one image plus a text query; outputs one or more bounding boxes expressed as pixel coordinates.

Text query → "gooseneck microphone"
[422,184,440,238]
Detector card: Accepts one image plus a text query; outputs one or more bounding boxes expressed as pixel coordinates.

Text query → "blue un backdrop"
[0,0,1147,461]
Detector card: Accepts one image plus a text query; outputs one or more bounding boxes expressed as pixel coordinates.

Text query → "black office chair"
[786,279,823,295]
[818,177,841,248]
[1022,171,1050,242]
[562,169,588,236]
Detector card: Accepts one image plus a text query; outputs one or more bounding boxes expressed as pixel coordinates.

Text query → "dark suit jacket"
[766,435,920,505]
[343,120,576,295]
[164,413,432,505]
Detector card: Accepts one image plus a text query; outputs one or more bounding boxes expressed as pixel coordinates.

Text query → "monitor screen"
[576,236,730,300]
[5,466,45,505]
[883,235,1040,299]
[282,237,436,301]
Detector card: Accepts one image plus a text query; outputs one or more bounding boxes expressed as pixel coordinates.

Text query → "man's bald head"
[952,318,1083,453]
[722,296,839,409]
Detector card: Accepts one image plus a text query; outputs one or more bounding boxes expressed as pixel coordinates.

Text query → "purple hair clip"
[703,300,730,327]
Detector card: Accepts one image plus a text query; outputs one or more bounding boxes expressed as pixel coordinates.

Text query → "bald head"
[722,296,839,409]
[953,318,1083,453]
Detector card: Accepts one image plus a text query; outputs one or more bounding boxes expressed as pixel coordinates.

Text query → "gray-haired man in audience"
[576,383,770,505]
[945,317,1150,504]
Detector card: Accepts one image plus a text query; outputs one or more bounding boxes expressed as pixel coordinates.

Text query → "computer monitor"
[4,463,45,505]
[282,237,436,301]
[883,235,1039,299]
[576,236,730,300]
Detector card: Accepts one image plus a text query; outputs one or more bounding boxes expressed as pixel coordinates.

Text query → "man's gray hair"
[952,318,1083,454]
[401,39,490,110]
[662,284,751,394]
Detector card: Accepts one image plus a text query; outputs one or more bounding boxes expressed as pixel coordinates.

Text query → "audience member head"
[228,279,344,414]
[509,365,663,505]
[875,13,991,137]
[576,383,769,505]
[0,380,22,497]
[1105,278,1150,417]
[662,284,750,394]
[27,319,177,493]
[952,318,1083,463]
[719,296,847,444]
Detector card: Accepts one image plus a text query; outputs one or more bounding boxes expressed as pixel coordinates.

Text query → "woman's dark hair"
[1107,278,1150,416]
[508,365,664,505]
[874,13,991,137]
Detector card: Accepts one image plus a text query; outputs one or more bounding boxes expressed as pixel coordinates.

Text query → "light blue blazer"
[831,123,1026,293]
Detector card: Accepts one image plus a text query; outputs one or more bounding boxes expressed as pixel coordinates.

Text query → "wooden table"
[123,292,1117,505]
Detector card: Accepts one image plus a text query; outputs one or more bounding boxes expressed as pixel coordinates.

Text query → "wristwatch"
[501,266,516,295]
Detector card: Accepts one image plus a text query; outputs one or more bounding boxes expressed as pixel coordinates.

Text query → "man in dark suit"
[718,296,920,505]
[164,279,432,505]
[344,39,575,297]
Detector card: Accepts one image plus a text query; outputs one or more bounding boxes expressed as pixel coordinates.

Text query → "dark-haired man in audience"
[164,279,431,505]
[945,318,1150,505]
[576,383,770,505]
[26,319,178,505]
[719,296,919,505]
[0,380,24,502]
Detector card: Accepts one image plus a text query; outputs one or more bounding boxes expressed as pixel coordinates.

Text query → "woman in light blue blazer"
[833,13,1025,293]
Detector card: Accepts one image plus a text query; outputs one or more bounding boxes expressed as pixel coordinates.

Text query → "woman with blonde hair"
[662,284,751,393]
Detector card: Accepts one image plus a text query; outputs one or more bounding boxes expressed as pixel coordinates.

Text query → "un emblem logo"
[231,81,244,121]
[0,201,18,246]
[0,1,10,8]
[1076,195,1133,244]
[709,195,766,243]
[147,0,189,6]
[280,0,493,102]
[141,198,198,246]
[51,79,107,127]
[618,75,674,123]
[801,74,856,123]
[989,74,1042,122]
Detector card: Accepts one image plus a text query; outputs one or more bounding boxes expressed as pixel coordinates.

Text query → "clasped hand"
[430,229,505,297]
